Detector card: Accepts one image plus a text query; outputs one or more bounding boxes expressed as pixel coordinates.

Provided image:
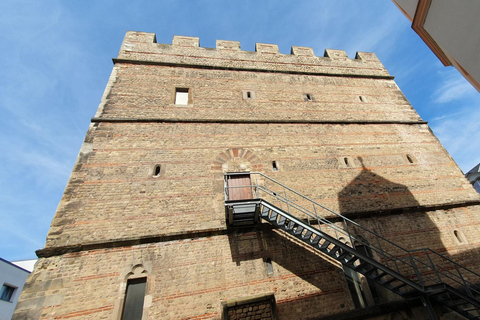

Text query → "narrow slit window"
[359,96,364,102]
[406,154,414,164]
[272,161,278,171]
[304,93,312,101]
[266,258,273,275]
[243,90,255,99]
[454,230,463,243]
[122,278,147,320]
[175,88,189,105]
[344,157,350,167]
[154,164,161,176]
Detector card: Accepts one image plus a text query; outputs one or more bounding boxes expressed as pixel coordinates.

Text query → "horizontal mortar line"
[81,162,212,168]
[91,117,428,125]
[50,305,114,319]
[112,87,406,100]
[276,289,345,305]
[114,83,402,96]
[272,173,464,185]
[271,151,445,161]
[118,50,387,72]
[177,312,219,320]
[80,178,214,185]
[92,130,431,139]
[93,120,424,127]
[69,184,470,206]
[385,245,480,262]
[330,200,480,222]
[73,272,120,282]
[113,58,395,80]
[109,92,408,102]
[92,141,437,152]
[61,233,227,258]
[36,227,230,258]
[105,104,415,114]
[159,271,339,301]
[108,98,411,108]
[383,222,480,239]
[337,187,475,201]
[314,189,476,206]
[116,72,398,90]
[74,168,461,184]
[114,72,397,88]
[120,51,387,73]
[93,131,402,138]
[69,211,200,225]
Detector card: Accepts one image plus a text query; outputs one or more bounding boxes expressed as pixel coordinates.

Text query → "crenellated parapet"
[116,31,391,78]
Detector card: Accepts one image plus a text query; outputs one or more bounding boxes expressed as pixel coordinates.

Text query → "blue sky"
[1,0,479,261]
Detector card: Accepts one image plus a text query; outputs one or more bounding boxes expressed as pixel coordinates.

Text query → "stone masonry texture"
[14,31,480,320]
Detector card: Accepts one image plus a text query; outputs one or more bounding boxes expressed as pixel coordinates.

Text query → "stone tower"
[14,31,480,320]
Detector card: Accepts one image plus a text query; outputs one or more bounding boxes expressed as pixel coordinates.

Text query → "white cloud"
[434,71,478,104]
[430,106,480,173]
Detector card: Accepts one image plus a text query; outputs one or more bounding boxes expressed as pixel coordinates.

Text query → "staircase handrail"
[224,172,480,297]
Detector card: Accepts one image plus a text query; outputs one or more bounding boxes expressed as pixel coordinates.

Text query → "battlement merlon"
[116,31,392,78]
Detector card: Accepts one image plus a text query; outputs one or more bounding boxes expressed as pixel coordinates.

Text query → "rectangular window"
[175,88,189,105]
[0,284,15,302]
[121,278,147,320]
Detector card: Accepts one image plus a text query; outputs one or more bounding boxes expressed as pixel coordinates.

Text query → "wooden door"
[227,174,252,200]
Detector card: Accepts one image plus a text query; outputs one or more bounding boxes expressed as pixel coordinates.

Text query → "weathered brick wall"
[226,299,274,320]
[44,121,478,248]
[99,64,420,122]
[15,231,353,320]
[16,31,480,320]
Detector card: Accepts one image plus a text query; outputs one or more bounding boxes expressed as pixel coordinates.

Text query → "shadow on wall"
[227,227,355,319]
[338,157,420,215]
[337,157,480,307]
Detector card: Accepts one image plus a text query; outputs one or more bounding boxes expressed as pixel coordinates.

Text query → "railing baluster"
[410,254,424,288]
[284,187,290,215]
[375,236,390,268]
[425,250,442,284]
[455,264,473,297]
[254,174,259,198]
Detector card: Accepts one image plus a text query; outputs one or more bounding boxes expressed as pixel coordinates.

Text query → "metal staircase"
[224,172,480,319]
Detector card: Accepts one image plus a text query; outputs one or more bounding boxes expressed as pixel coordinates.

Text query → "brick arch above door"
[211,148,263,172]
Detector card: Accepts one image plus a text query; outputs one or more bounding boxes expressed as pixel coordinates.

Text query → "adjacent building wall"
[393,0,480,92]
[0,258,30,320]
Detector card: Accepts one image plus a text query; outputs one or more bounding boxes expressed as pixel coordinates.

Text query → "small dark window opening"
[359,96,364,102]
[344,157,350,167]
[305,93,312,101]
[121,278,147,320]
[246,91,252,99]
[454,230,463,243]
[406,155,414,164]
[272,192,277,196]
[266,258,274,275]
[0,284,15,301]
[272,161,278,171]
[154,165,161,176]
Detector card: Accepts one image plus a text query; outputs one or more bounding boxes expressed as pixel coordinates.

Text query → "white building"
[392,0,480,92]
[466,163,480,194]
[0,258,33,320]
